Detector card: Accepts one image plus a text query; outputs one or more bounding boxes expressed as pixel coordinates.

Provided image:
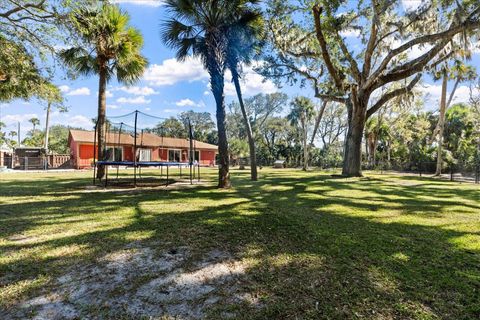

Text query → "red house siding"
[124,146,133,161]
[79,144,94,159]
[70,143,216,169]
[200,150,216,166]
[159,148,168,161]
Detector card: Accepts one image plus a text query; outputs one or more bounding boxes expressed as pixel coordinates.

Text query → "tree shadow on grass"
[0,171,479,319]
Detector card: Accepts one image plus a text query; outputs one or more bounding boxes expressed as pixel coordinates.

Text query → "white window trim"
[138,148,152,161]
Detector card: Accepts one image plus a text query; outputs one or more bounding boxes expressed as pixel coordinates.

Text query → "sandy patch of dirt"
[10,246,254,319]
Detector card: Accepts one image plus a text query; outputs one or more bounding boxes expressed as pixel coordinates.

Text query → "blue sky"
[1,0,479,141]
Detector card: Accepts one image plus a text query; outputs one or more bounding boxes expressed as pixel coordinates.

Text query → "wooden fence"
[48,154,71,168]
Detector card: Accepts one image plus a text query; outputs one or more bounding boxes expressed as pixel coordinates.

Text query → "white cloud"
[203,90,210,95]
[224,62,278,97]
[117,86,158,96]
[59,85,70,93]
[68,115,93,128]
[402,0,424,12]
[145,107,151,111]
[163,109,178,113]
[144,57,208,86]
[67,87,91,96]
[2,113,39,126]
[107,104,120,110]
[175,99,197,107]
[339,29,360,37]
[116,96,151,104]
[421,83,476,110]
[112,0,163,6]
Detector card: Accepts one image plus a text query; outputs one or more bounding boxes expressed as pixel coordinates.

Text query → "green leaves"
[60,3,147,86]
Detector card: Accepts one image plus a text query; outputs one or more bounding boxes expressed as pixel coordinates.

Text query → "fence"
[4,155,72,170]
[367,161,480,184]
[47,155,71,169]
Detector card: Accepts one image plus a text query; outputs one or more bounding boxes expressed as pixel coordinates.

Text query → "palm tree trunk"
[303,131,308,171]
[231,67,257,181]
[210,67,230,188]
[435,73,448,176]
[310,101,327,146]
[302,119,308,171]
[44,102,51,152]
[96,64,107,179]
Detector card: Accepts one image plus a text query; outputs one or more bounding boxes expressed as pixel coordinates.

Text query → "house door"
[139,149,151,161]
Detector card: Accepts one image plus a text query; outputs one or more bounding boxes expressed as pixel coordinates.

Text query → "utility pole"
[17,122,20,145]
[44,102,51,153]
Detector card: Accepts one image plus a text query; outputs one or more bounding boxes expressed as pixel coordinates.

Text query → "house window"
[194,150,200,162]
[106,147,122,161]
[168,149,181,162]
[138,148,151,161]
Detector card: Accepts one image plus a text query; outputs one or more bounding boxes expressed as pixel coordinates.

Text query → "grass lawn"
[0,168,479,319]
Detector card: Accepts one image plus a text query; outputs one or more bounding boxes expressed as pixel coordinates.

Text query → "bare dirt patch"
[10,246,253,319]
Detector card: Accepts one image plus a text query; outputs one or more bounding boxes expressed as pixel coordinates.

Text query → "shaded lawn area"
[0,168,479,319]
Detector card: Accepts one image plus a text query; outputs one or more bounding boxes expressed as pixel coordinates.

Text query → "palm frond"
[58,47,97,77]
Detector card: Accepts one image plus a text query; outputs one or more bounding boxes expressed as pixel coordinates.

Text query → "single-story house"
[68,129,218,169]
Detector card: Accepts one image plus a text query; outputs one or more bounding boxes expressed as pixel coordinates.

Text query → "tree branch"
[312,4,344,91]
[336,32,361,82]
[362,2,379,80]
[366,74,421,119]
[366,7,480,89]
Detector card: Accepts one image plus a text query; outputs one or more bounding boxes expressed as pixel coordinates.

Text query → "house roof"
[69,129,218,151]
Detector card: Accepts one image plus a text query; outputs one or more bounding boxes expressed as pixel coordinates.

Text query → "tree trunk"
[342,98,367,177]
[96,65,107,179]
[310,100,327,146]
[231,68,257,181]
[302,119,308,171]
[435,73,448,176]
[44,102,51,152]
[210,68,230,188]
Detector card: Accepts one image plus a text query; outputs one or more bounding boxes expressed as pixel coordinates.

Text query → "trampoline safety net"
[92,110,200,187]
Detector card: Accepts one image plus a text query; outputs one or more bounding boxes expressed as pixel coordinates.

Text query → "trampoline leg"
[166,165,169,187]
[105,166,108,187]
[198,164,200,182]
[180,165,182,178]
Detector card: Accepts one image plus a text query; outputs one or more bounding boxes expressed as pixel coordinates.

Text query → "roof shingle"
[69,129,218,150]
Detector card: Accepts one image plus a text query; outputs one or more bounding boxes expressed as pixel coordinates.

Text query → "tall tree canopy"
[0,0,85,102]
[60,3,147,179]
[162,0,262,188]
[225,1,263,180]
[263,0,480,176]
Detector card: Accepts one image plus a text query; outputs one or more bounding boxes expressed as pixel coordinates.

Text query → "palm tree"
[162,0,260,188]
[60,3,147,179]
[225,3,263,181]
[37,83,64,153]
[433,61,476,175]
[288,96,315,171]
[29,117,40,132]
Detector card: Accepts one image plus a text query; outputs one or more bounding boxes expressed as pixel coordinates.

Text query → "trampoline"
[92,110,201,188]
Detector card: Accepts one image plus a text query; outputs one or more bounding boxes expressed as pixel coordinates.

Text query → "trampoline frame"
[93,111,200,188]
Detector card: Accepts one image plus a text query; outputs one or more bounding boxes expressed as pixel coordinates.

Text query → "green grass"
[0,168,479,319]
